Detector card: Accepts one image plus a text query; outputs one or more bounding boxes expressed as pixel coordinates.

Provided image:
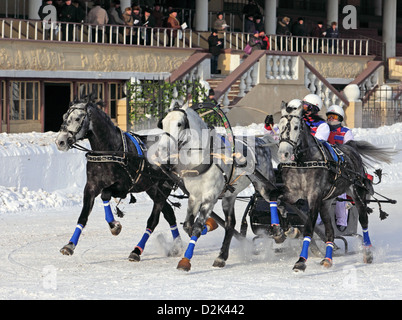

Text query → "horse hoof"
[205,218,219,232]
[177,258,191,272]
[363,247,373,264]
[128,251,141,262]
[60,243,75,256]
[272,225,286,244]
[293,258,307,272]
[212,258,226,268]
[320,258,333,268]
[110,221,122,236]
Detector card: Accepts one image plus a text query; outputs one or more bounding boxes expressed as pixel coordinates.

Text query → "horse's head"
[56,100,91,151]
[277,99,304,162]
[153,99,208,166]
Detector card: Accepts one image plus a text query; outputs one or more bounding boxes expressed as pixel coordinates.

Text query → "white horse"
[151,101,280,271]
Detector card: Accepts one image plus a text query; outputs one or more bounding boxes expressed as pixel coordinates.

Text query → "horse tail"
[346,140,396,166]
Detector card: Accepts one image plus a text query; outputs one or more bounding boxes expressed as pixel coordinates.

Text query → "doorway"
[44,82,71,132]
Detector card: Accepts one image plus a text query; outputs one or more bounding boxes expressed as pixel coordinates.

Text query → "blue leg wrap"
[170,224,180,239]
[184,236,198,260]
[325,242,334,261]
[69,224,84,246]
[363,228,372,247]
[201,225,208,235]
[300,236,311,260]
[136,228,152,253]
[103,201,114,223]
[270,201,280,225]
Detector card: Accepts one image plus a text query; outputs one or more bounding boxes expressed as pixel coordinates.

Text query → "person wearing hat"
[292,17,307,52]
[131,5,142,44]
[248,29,263,52]
[141,7,156,45]
[326,104,354,231]
[213,12,228,34]
[311,21,326,53]
[166,8,181,46]
[59,0,78,41]
[208,29,223,74]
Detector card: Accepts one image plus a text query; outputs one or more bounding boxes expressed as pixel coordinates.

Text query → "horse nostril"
[59,141,65,147]
[284,152,289,158]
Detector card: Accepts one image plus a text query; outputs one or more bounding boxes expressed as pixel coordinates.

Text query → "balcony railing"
[0,18,378,58]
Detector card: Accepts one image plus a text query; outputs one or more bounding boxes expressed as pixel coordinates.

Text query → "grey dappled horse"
[277,99,394,272]
[152,101,279,271]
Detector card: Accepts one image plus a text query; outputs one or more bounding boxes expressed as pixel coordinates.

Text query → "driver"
[302,93,330,141]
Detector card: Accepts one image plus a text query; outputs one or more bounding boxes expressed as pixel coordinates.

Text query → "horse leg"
[252,180,286,243]
[60,184,98,255]
[177,198,218,272]
[101,191,122,236]
[319,200,336,268]
[293,199,320,272]
[212,195,236,268]
[160,201,184,257]
[128,187,166,262]
[352,187,373,264]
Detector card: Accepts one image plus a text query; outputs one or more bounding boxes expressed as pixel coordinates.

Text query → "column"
[374,0,382,16]
[326,0,339,26]
[195,0,208,31]
[29,0,43,20]
[264,0,277,35]
[383,0,397,59]
[120,0,131,11]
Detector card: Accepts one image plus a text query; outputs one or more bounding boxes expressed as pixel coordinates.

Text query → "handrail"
[166,52,211,83]
[214,50,266,101]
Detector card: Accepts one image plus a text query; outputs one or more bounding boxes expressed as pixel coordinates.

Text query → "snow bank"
[1,123,402,213]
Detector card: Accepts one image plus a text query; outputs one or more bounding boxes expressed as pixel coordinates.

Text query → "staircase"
[207,76,241,105]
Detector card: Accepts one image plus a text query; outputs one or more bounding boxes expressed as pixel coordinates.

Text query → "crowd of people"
[37,0,190,44]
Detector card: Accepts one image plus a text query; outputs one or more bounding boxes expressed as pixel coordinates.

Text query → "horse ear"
[281,101,287,110]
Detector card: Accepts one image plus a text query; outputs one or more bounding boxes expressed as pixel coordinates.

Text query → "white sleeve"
[315,123,330,141]
[343,129,354,143]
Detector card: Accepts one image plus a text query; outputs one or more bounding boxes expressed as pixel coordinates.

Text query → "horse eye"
[75,117,81,122]
[294,126,298,130]
[177,123,182,127]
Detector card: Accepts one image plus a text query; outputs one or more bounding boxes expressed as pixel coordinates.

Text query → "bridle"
[60,103,90,149]
[279,113,303,154]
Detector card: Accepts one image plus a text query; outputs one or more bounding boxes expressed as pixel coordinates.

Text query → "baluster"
[272,56,279,79]
[279,56,286,79]
[238,72,247,97]
[266,55,274,79]
[245,69,252,91]
[223,90,230,106]
[251,62,259,86]
[291,56,298,80]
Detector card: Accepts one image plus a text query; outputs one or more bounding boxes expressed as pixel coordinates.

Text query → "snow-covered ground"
[1,124,402,301]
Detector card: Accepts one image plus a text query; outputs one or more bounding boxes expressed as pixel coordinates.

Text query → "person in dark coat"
[59,0,78,41]
[292,17,307,52]
[325,21,339,53]
[208,29,223,74]
[141,7,156,45]
[311,21,325,53]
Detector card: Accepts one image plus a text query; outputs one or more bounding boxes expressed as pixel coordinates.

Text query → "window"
[10,81,40,121]
[109,83,125,120]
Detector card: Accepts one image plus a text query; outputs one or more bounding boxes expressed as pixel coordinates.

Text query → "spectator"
[311,21,326,53]
[292,17,307,52]
[59,0,78,41]
[54,0,64,18]
[255,15,264,32]
[152,4,164,27]
[72,0,85,23]
[213,12,228,34]
[131,5,142,44]
[244,15,256,34]
[141,7,156,45]
[325,21,339,54]
[248,29,262,52]
[123,7,134,44]
[86,0,109,42]
[276,16,291,50]
[208,29,223,75]
[108,0,125,25]
[166,8,181,46]
[259,31,270,50]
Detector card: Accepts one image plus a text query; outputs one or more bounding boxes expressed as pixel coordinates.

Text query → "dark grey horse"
[277,99,394,272]
[55,97,183,261]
